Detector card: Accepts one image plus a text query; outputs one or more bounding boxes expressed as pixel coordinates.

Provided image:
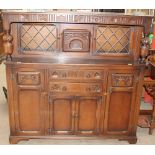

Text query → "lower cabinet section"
[47,96,102,135]
[7,65,141,144]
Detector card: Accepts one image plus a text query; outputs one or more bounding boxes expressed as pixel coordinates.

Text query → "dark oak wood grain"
[2,11,153,144]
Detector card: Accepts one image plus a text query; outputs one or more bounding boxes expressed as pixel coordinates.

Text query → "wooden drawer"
[49,82,103,95]
[17,72,41,85]
[111,73,134,87]
[49,69,104,80]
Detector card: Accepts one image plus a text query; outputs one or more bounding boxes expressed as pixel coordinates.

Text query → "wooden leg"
[128,138,137,144]
[119,137,137,144]
[9,136,29,144]
[149,122,155,135]
[149,128,153,135]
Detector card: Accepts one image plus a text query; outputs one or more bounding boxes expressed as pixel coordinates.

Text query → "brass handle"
[52,72,58,78]
[94,72,101,79]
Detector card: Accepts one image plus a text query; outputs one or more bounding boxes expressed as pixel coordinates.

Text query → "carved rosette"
[49,83,102,94]
[3,30,13,60]
[49,70,103,80]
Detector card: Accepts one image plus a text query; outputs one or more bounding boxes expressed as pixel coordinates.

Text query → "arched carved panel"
[63,29,90,52]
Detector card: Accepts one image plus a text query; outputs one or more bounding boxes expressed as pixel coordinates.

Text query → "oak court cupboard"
[2,11,153,144]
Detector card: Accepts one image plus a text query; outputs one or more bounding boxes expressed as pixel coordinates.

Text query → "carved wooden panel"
[49,70,104,80]
[63,29,90,52]
[17,72,40,85]
[20,24,58,52]
[111,74,133,87]
[49,82,102,94]
[95,26,131,55]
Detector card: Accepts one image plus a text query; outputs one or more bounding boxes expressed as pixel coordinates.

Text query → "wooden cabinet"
[104,71,138,135]
[11,68,45,136]
[2,11,153,144]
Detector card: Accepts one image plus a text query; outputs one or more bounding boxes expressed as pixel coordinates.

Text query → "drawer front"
[49,69,104,80]
[49,82,103,95]
[111,74,133,87]
[17,72,41,85]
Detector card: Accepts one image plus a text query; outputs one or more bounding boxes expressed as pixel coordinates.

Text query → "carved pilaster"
[3,30,13,60]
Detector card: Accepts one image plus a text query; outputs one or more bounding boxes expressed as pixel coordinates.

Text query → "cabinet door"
[104,72,137,135]
[75,96,102,135]
[48,95,75,134]
[13,70,45,136]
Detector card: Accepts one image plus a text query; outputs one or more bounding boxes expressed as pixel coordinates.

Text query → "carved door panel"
[47,95,75,134]
[13,69,45,136]
[104,71,137,135]
[75,96,102,135]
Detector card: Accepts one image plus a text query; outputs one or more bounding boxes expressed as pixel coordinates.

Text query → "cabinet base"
[9,135,137,144]
[9,136,29,144]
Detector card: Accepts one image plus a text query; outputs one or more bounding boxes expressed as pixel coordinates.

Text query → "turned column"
[140,37,150,63]
[3,30,13,60]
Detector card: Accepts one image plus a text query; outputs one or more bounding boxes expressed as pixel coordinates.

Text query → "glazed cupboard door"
[75,96,102,135]
[12,68,45,136]
[104,71,138,135]
[47,95,75,135]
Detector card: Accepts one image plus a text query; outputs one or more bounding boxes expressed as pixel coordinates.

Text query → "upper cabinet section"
[2,12,154,62]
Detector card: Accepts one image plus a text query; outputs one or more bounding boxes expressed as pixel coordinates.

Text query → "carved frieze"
[49,70,103,80]
[112,74,133,87]
[2,12,151,32]
[17,72,40,85]
[3,30,13,60]
[49,82,102,94]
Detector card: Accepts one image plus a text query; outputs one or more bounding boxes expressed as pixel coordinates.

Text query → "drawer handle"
[94,72,101,79]
[52,72,58,78]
